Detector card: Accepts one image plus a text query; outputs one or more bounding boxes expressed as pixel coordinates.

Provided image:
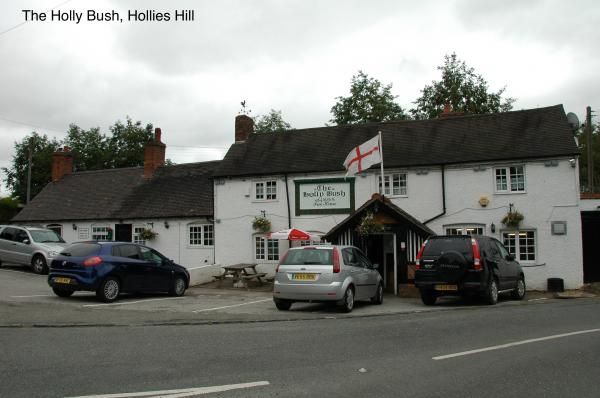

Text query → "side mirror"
[506,254,515,261]
[22,239,30,245]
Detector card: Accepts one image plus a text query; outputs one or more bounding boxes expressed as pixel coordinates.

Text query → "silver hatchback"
[0,225,67,274]
[273,245,384,312]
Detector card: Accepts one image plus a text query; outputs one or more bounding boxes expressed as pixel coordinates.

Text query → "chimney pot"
[154,127,162,143]
[235,115,254,142]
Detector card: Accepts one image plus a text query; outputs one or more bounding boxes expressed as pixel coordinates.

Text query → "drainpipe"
[285,174,291,228]
[424,164,446,225]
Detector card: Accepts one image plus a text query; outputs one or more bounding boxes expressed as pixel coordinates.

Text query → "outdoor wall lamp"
[72,224,77,230]
[164,221,169,229]
[148,222,154,228]
[490,223,496,233]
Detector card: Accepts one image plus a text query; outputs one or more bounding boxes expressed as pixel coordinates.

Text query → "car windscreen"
[60,243,101,257]
[423,238,472,257]
[29,229,65,243]
[281,248,333,265]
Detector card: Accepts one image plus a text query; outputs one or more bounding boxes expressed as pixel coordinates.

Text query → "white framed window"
[255,236,279,261]
[78,227,90,240]
[92,225,112,241]
[133,225,146,245]
[445,224,485,236]
[378,173,407,196]
[188,224,214,246]
[495,166,525,193]
[254,180,277,201]
[502,230,536,262]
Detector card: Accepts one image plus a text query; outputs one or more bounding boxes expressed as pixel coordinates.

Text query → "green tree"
[106,117,154,168]
[254,109,292,133]
[0,196,21,223]
[1,132,61,202]
[63,124,109,171]
[330,71,408,125]
[411,53,515,119]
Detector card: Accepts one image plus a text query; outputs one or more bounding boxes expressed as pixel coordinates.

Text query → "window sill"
[494,191,527,195]
[252,199,279,203]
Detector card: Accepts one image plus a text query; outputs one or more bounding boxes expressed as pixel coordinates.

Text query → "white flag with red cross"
[343,134,382,175]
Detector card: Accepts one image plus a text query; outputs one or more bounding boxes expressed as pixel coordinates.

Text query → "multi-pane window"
[255,236,279,261]
[92,226,111,241]
[133,226,146,245]
[502,230,536,262]
[46,224,63,238]
[446,226,485,235]
[378,173,407,196]
[495,166,525,193]
[189,224,214,246]
[255,180,277,200]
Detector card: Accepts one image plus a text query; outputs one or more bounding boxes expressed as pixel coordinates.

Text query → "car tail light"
[471,238,482,270]
[332,248,340,273]
[275,251,289,273]
[83,256,103,267]
[415,240,427,270]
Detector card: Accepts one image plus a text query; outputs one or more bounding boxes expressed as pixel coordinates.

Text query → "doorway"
[364,234,397,294]
[115,224,133,242]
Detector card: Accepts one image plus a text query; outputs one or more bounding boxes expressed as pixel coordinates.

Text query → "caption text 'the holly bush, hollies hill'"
[22,9,195,24]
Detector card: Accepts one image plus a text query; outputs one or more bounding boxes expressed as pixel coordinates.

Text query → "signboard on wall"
[294,178,355,215]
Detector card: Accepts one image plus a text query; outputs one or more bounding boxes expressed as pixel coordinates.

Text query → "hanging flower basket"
[139,228,158,241]
[356,212,385,236]
[501,210,524,228]
[252,216,271,233]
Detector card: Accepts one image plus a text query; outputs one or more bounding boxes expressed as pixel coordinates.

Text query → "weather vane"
[239,100,251,115]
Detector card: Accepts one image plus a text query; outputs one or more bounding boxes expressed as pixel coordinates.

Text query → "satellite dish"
[567,112,580,131]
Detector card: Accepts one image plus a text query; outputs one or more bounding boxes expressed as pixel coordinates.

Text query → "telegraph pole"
[586,106,594,193]
[26,137,34,204]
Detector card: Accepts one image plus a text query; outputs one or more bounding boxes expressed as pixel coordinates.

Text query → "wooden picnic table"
[214,263,267,287]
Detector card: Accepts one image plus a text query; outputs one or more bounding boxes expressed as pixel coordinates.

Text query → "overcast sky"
[1,0,599,196]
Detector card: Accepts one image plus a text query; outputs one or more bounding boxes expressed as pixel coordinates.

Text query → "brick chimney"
[51,146,74,182]
[235,114,254,142]
[143,128,166,179]
[440,103,465,118]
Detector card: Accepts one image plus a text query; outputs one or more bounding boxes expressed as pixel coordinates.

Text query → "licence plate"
[434,284,458,291]
[292,273,317,281]
[54,277,72,284]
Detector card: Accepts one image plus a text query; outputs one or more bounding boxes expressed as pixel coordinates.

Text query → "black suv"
[414,235,526,305]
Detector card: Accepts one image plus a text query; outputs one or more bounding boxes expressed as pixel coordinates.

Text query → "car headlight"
[47,251,59,258]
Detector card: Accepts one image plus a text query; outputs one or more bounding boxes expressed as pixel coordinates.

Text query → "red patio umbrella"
[268,228,321,241]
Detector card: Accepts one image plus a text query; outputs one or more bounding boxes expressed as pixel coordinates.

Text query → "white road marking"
[528,297,548,302]
[192,298,272,313]
[82,297,185,308]
[10,294,54,298]
[433,328,600,360]
[64,381,270,398]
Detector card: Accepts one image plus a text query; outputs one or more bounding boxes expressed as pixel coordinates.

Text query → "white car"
[273,245,384,312]
[0,225,67,274]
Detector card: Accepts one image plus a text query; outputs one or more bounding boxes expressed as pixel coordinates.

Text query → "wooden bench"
[240,272,267,283]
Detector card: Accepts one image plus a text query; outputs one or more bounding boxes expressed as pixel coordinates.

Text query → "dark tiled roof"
[214,105,579,177]
[13,161,219,222]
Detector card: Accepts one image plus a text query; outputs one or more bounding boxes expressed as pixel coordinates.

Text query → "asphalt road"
[1,289,599,397]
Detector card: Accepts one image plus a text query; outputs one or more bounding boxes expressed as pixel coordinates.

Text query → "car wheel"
[484,278,499,305]
[338,287,355,313]
[169,276,187,297]
[52,287,74,298]
[96,277,120,303]
[274,299,292,311]
[420,289,437,306]
[371,283,384,305]
[31,255,48,274]
[511,277,526,300]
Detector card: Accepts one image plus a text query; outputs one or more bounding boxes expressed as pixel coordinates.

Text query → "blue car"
[48,242,190,302]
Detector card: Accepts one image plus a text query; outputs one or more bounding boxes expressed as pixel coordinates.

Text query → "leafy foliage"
[2,117,154,201]
[411,53,515,119]
[252,216,271,233]
[0,196,21,223]
[501,210,524,228]
[330,71,408,125]
[356,212,385,235]
[1,132,61,202]
[254,109,292,133]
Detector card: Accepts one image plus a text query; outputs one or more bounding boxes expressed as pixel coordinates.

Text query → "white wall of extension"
[46,217,217,285]
[215,156,584,290]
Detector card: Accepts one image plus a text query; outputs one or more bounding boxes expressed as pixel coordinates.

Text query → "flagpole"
[379,131,385,196]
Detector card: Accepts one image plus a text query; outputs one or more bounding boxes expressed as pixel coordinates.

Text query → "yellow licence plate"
[54,277,72,284]
[292,273,317,281]
[435,284,458,291]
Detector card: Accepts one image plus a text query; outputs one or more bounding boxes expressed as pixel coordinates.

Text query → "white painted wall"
[215,157,584,290]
